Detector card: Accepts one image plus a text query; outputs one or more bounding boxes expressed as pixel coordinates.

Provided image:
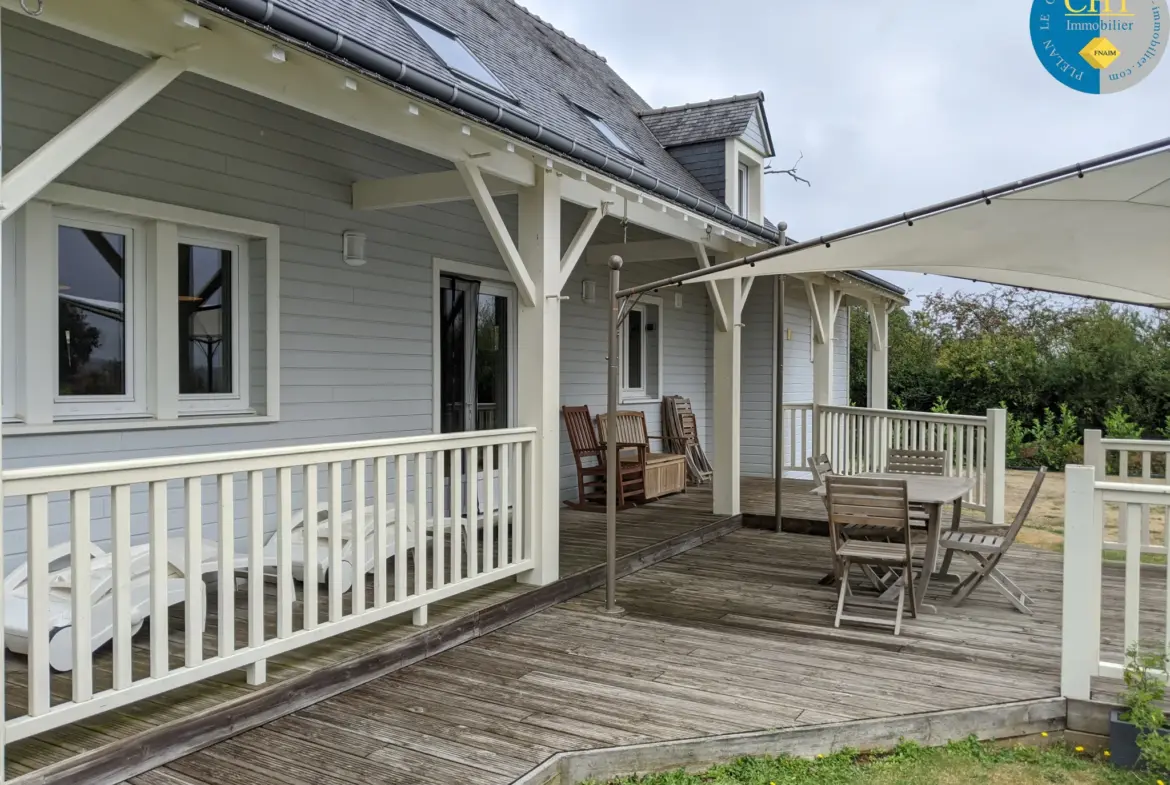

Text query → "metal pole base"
[599,604,626,616]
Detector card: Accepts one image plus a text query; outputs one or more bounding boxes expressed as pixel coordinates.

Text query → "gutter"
[194,0,782,244]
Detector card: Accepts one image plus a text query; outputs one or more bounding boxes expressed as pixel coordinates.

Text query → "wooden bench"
[597,410,687,501]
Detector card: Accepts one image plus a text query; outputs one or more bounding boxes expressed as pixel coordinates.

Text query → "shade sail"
[685,143,1170,306]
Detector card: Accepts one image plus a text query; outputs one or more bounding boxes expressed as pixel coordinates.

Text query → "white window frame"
[737,162,750,219]
[7,185,281,433]
[176,228,250,415]
[619,296,664,404]
[52,208,149,420]
[430,258,518,434]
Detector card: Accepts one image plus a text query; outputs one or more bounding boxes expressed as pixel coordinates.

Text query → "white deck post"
[866,302,889,410]
[811,283,836,407]
[713,277,743,516]
[516,168,561,585]
[1062,465,1102,700]
[1084,429,1105,480]
[985,408,1007,524]
[0,14,7,782]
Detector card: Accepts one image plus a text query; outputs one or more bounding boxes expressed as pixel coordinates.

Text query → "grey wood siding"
[1,14,517,569]
[665,141,726,203]
[742,111,768,155]
[559,259,713,501]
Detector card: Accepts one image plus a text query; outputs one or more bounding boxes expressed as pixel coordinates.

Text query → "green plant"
[1160,415,1170,441]
[1003,403,1026,466]
[1107,406,1145,440]
[1028,403,1081,468]
[930,396,950,414]
[1121,642,1170,773]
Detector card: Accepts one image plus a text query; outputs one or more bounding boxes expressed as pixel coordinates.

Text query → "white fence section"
[814,405,1006,522]
[1061,464,1170,700]
[1084,430,1170,556]
[780,402,816,474]
[0,428,536,747]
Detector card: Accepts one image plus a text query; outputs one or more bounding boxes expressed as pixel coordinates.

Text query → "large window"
[438,274,514,434]
[7,187,279,429]
[620,299,662,403]
[397,7,511,97]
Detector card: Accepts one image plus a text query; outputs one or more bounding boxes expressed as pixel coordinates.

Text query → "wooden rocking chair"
[561,405,645,509]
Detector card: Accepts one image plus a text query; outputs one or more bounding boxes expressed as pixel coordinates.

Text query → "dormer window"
[578,106,640,161]
[397,7,511,97]
[737,162,750,218]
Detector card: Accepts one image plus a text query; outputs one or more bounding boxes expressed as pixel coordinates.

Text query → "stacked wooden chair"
[561,405,645,509]
[940,467,1047,614]
[824,475,918,635]
[596,410,687,501]
[662,395,712,485]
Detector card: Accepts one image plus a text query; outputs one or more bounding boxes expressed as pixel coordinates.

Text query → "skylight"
[398,8,509,95]
[581,108,638,159]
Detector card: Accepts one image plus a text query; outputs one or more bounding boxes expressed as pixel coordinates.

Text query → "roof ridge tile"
[639,92,765,117]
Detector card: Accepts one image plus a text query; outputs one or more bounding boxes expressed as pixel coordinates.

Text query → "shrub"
[1106,405,1145,440]
[1121,642,1170,773]
[1003,403,1026,467]
[1027,404,1081,469]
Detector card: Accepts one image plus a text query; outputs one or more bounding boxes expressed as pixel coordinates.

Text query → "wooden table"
[812,473,976,613]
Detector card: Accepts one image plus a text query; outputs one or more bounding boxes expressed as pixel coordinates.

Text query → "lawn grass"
[591,737,1162,785]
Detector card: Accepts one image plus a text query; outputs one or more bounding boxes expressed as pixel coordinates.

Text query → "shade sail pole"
[603,255,624,615]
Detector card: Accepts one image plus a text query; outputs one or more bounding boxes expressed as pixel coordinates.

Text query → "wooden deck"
[4,489,725,780]
[131,526,1072,785]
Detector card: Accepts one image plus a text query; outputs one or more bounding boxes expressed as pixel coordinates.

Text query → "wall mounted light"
[674,293,684,309]
[581,280,596,305]
[343,231,367,267]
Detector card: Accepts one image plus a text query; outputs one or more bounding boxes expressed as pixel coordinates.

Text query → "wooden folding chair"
[809,454,898,590]
[561,405,644,509]
[825,476,917,635]
[941,467,1047,614]
[886,448,947,524]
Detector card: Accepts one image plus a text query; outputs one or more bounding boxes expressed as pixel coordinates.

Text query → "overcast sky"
[519,0,1170,305]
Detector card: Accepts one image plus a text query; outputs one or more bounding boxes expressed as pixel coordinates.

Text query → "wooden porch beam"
[585,239,694,266]
[455,160,537,307]
[558,205,605,290]
[352,169,516,211]
[741,276,756,305]
[1,56,186,220]
[693,243,730,333]
[867,300,886,352]
[805,280,826,344]
[561,178,732,251]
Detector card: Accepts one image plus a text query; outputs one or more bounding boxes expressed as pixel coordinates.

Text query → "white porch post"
[713,277,742,516]
[811,283,837,407]
[867,302,889,410]
[1061,465,1101,700]
[516,169,561,585]
[0,14,7,782]
[985,408,1008,524]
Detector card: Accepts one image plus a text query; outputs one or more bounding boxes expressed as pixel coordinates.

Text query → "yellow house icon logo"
[1079,37,1121,69]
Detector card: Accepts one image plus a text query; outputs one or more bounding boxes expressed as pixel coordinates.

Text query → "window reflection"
[179,243,233,395]
[58,226,127,397]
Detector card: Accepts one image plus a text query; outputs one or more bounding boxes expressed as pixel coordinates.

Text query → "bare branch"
[765,151,811,186]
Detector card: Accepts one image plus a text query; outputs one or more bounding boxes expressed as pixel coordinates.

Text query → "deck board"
[136,522,1084,785]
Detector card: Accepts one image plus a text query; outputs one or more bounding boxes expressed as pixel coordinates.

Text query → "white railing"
[1085,430,1170,556]
[815,405,1007,522]
[1062,465,1170,700]
[0,427,536,746]
[780,402,815,474]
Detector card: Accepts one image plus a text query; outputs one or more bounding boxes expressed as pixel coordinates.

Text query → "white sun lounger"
[4,538,220,673]
[262,503,456,593]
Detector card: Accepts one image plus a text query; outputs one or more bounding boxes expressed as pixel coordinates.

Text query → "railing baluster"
[302,465,318,630]
[433,449,446,590]
[373,457,388,607]
[246,470,265,685]
[515,443,526,563]
[71,489,94,702]
[484,445,495,573]
[1142,452,1153,550]
[27,493,50,716]
[148,481,169,678]
[467,447,479,578]
[276,467,294,637]
[395,455,409,602]
[1124,502,1142,650]
[413,452,428,625]
[328,461,344,622]
[351,459,366,615]
[111,485,133,691]
[217,474,235,658]
[451,449,463,583]
[498,443,510,568]
[185,478,203,668]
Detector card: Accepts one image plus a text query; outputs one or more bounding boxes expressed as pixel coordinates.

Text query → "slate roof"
[245,0,729,217]
[640,93,766,149]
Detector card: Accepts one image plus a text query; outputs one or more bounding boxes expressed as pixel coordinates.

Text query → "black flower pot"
[1110,709,1170,769]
